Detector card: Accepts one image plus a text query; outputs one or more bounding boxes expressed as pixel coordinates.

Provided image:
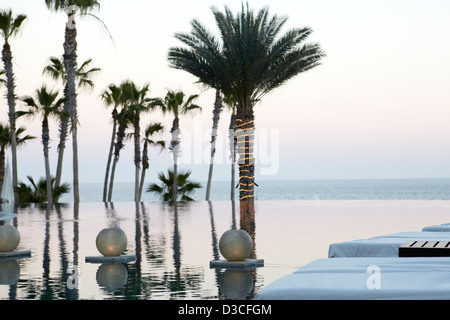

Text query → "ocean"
[58,178,450,202]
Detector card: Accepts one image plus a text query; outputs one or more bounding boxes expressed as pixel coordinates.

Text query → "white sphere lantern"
[0,225,20,252]
[96,228,127,257]
[219,229,253,261]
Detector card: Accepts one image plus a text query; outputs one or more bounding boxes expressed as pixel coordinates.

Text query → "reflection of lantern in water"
[96,263,128,292]
[0,260,20,285]
[96,228,127,257]
[0,225,20,252]
[219,229,253,261]
[219,270,253,300]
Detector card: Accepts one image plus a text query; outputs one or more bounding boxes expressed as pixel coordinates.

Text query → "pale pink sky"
[1,0,450,184]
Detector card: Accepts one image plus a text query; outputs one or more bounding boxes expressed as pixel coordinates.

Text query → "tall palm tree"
[19,85,65,205]
[158,90,201,204]
[44,0,107,202]
[169,4,325,202]
[100,83,121,202]
[146,169,201,202]
[168,20,227,201]
[138,122,165,201]
[43,55,101,191]
[120,80,157,202]
[0,124,35,197]
[0,9,27,203]
[107,105,132,202]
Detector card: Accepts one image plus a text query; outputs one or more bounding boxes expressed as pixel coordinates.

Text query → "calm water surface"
[2,200,450,300]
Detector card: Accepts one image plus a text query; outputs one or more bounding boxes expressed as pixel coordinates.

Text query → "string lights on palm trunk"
[235,118,255,200]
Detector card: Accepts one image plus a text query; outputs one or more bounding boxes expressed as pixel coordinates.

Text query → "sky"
[1,0,450,186]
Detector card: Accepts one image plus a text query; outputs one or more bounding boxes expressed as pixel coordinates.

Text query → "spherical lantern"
[96,263,128,292]
[0,225,20,252]
[96,228,127,257]
[219,229,253,261]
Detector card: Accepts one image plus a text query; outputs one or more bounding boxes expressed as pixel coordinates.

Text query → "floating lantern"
[0,225,20,252]
[96,228,127,257]
[219,229,253,261]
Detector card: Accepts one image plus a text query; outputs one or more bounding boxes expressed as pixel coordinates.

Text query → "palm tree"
[19,85,66,205]
[44,0,108,202]
[43,55,101,191]
[43,56,101,89]
[0,9,27,203]
[0,124,35,197]
[107,105,132,202]
[120,80,157,202]
[146,169,201,202]
[16,175,69,203]
[169,4,325,202]
[158,90,201,204]
[168,20,227,201]
[100,83,121,202]
[138,122,165,201]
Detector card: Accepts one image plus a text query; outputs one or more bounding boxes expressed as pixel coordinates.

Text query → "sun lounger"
[254,257,450,300]
[328,231,450,257]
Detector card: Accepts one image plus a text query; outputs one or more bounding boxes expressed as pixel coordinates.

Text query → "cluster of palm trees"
[1,2,324,205]
[100,81,201,203]
[0,1,105,204]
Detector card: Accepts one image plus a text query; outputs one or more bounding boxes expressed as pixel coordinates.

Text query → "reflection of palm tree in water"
[40,203,79,299]
[104,201,120,228]
[41,204,51,299]
[240,200,258,299]
[58,203,79,299]
[208,201,221,297]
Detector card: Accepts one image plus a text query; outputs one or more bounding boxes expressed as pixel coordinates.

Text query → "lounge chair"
[254,256,450,300]
[328,231,450,257]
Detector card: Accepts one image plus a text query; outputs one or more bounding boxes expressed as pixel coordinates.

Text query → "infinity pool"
[1,200,450,300]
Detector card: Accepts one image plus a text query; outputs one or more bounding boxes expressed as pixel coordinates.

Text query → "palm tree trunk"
[2,40,18,203]
[205,90,223,200]
[108,155,118,202]
[229,111,237,201]
[54,84,70,191]
[63,18,79,203]
[138,141,149,201]
[170,117,180,204]
[134,113,141,202]
[235,107,255,201]
[108,120,126,202]
[72,125,80,203]
[0,146,5,197]
[42,117,53,205]
[103,109,117,201]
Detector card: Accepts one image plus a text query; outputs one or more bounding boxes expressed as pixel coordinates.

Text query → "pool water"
[1,200,450,300]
